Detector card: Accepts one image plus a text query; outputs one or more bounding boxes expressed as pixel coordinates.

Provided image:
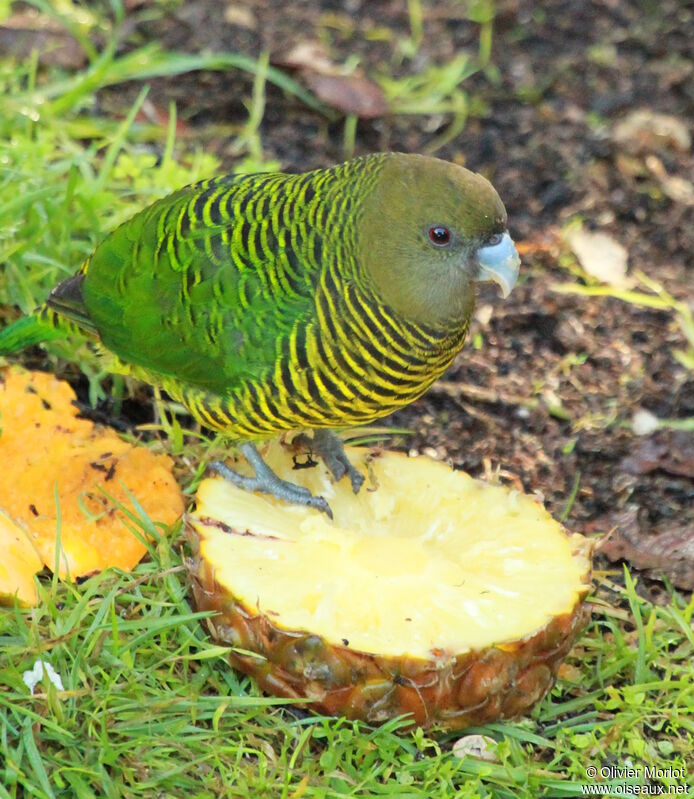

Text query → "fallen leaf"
[620,431,694,479]
[452,734,499,762]
[598,510,694,590]
[302,72,389,118]
[273,40,389,118]
[223,4,257,29]
[276,41,336,74]
[566,228,629,287]
[0,367,184,603]
[644,156,694,206]
[659,174,694,205]
[613,109,691,155]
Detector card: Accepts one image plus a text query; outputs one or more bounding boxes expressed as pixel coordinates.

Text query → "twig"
[430,380,538,409]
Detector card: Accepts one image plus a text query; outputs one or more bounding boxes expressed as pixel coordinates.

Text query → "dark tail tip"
[47,273,84,313]
[46,273,95,333]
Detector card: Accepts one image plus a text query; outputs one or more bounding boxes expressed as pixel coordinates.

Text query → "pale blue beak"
[475,232,521,298]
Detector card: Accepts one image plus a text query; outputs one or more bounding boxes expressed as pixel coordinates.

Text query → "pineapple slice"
[187,442,592,730]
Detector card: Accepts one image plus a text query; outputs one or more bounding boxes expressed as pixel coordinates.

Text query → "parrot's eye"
[486,233,503,246]
[428,226,451,247]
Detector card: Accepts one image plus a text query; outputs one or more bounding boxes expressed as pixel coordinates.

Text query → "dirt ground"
[114,0,693,590]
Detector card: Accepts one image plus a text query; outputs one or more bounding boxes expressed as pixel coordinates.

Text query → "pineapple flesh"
[187,442,592,730]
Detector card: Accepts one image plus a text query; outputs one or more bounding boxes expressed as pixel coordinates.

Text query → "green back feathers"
[73,157,387,395]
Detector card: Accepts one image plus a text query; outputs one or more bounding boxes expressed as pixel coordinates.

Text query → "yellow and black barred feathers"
[45,154,471,438]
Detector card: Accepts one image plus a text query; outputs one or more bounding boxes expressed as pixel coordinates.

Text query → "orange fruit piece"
[0,366,184,604]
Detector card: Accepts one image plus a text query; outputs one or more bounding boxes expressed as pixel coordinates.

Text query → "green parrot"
[0,152,520,516]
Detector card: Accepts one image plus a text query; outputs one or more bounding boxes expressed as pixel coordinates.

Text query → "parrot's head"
[357,153,520,327]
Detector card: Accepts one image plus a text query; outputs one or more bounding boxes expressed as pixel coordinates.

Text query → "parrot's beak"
[475,232,521,298]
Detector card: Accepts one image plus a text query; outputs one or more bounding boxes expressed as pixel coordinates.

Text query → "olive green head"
[357,153,520,326]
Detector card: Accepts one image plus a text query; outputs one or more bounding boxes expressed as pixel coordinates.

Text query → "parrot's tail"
[0,307,67,355]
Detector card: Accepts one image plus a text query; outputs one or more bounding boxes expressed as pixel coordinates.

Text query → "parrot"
[0,152,520,517]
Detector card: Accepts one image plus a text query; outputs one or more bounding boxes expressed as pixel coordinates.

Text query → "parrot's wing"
[53,176,318,395]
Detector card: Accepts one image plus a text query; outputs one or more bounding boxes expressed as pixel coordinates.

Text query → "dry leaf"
[659,174,694,205]
[223,4,257,29]
[274,40,389,118]
[599,511,694,591]
[302,72,388,118]
[645,156,694,206]
[613,109,691,155]
[0,367,184,603]
[566,228,629,287]
[452,734,499,762]
[620,432,694,479]
[277,41,336,74]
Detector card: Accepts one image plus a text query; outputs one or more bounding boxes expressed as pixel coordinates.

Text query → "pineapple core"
[191,445,589,659]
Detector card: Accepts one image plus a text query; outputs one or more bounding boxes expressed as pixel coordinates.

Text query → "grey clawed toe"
[309,430,365,494]
[208,442,333,518]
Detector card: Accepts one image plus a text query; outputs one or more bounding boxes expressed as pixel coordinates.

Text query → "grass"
[1,2,693,797]
[2,536,692,797]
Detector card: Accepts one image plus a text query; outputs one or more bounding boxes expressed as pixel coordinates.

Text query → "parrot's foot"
[294,430,365,494]
[209,443,333,519]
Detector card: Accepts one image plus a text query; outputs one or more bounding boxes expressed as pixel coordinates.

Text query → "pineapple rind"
[188,529,590,730]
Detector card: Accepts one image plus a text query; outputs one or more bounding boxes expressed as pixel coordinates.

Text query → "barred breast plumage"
[38,153,481,439]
